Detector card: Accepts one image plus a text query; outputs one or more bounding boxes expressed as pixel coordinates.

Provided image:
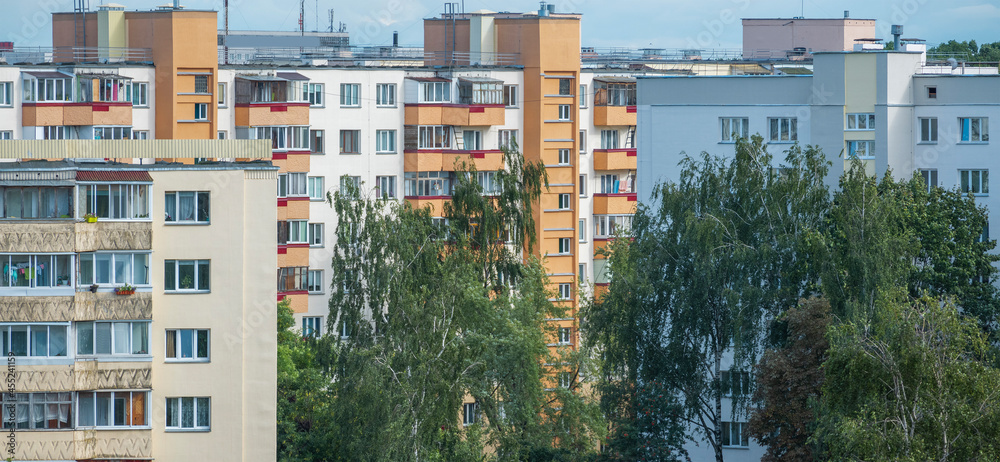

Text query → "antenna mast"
[299,0,305,35]
[223,0,229,64]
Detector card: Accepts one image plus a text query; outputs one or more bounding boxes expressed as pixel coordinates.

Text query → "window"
[278,266,308,292]
[559,283,571,300]
[339,83,360,107]
[194,75,209,94]
[417,125,451,149]
[920,117,938,143]
[595,215,633,238]
[22,76,72,102]
[600,130,619,149]
[306,83,323,106]
[287,220,308,244]
[499,130,517,150]
[193,103,208,121]
[463,402,479,426]
[421,81,451,103]
[252,126,309,151]
[164,260,210,292]
[558,326,572,345]
[579,130,587,154]
[165,329,209,361]
[0,82,11,106]
[0,392,72,429]
[559,372,573,388]
[278,172,308,197]
[130,81,148,107]
[960,169,989,196]
[578,263,586,284]
[376,175,397,199]
[76,321,150,356]
[720,117,749,142]
[579,174,587,197]
[768,117,797,142]
[310,129,324,154]
[720,370,751,396]
[722,421,750,448]
[848,140,875,159]
[558,149,571,165]
[376,83,396,106]
[217,82,226,107]
[340,176,361,198]
[463,130,482,150]
[927,86,937,98]
[459,80,502,105]
[978,222,990,244]
[503,84,518,107]
[307,270,323,294]
[594,81,636,106]
[166,397,210,431]
[93,126,132,140]
[165,191,210,223]
[376,130,396,153]
[599,174,632,194]
[340,130,361,153]
[303,316,322,336]
[558,104,571,121]
[216,131,226,140]
[579,218,587,242]
[76,391,146,428]
[960,117,989,143]
[95,77,132,102]
[308,223,324,246]
[558,193,571,210]
[476,171,500,195]
[0,324,68,357]
[919,169,938,192]
[308,177,325,200]
[78,252,149,286]
[80,183,149,220]
[847,113,875,130]
[558,78,572,96]
[0,131,11,140]
[1,186,74,219]
[579,84,587,108]
[558,238,572,254]
[404,171,456,197]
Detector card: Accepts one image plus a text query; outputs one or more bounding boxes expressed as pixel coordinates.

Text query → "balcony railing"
[0,47,152,64]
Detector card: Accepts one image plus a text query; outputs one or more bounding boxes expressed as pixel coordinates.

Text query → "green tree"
[816,295,1000,461]
[585,136,830,461]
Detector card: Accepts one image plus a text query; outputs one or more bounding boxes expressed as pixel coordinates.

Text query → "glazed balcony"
[234,73,311,126]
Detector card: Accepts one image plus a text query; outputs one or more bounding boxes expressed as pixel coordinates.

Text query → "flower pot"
[86,216,98,223]
[116,290,135,296]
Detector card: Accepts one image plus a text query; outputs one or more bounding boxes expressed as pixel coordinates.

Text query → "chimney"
[891,25,903,50]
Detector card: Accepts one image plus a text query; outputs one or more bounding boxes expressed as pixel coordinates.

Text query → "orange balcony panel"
[235,103,310,127]
[593,239,611,258]
[405,150,504,172]
[405,104,505,126]
[283,197,310,220]
[280,293,309,313]
[593,105,637,126]
[406,197,448,216]
[593,149,637,171]
[594,283,609,301]
[64,102,133,126]
[593,194,637,215]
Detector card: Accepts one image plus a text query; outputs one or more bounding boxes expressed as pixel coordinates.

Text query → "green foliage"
[816,295,1000,461]
[929,40,1000,62]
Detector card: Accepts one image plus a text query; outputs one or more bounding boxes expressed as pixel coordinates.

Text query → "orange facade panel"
[404,150,504,172]
[235,103,310,127]
[593,149,638,171]
[406,197,448,216]
[24,103,132,127]
[404,104,505,126]
[593,105,637,126]
[593,194,637,215]
[284,199,310,220]
[282,293,308,314]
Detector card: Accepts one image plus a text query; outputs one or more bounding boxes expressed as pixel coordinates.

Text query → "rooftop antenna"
[223,0,229,64]
[299,0,305,35]
[74,0,90,51]
[328,9,334,33]
[314,0,319,33]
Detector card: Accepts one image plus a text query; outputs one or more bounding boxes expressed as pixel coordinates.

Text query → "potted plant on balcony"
[83,213,98,223]
[115,284,136,295]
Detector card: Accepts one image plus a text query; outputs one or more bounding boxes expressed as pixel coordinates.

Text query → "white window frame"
[76,320,150,356]
[306,83,324,107]
[463,402,479,426]
[579,84,587,108]
[0,81,12,106]
[165,328,210,362]
[463,130,482,151]
[846,113,875,130]
[308,223,324,247]
[558,237,571,254]
[595,214,633,239]
[579,129,587,154]
[376,83,396,107]
[417,125,451,149]
[77,252,150,287]
[131,81,149,107]
[308,176,325,201]
[722,421,750,448]
[558,193,571,210]
[376,175,397,199]
[163,259,211,293]
[216,82,226,107]
[164,191,210,224]
[960,169,989,196]
[302,316,322,336]
[579,218,587,242]
[558,327,572,345]
[376,129,397,153]
[768,117,798,142]
[558,283,571,300]
[600,130,619,149]
[499,130,517,150]
[557,104,571,121]
[503,84,518,107]
[421,81,451,103]
[288,220,309,244]
[165,397,210,431]
[919,169,938,192]
[720,117,749,142]
[78,391,149,428]
[340,83,360,107]
[194,75,209,94]
[960,117,989,143]
[307,271,324,295]
[0,323,70,358]
[558,149,571,165]
[848,140,875,159]
[919,117,938,144]
[579,174,587,197]
[0,131,11,140]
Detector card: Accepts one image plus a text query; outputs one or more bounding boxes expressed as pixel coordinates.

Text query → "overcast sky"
[4,0,998,49]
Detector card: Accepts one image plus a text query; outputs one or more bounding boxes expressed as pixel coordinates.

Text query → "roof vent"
[538,1,549,17]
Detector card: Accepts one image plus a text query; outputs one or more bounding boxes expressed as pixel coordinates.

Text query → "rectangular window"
[558,104,571,121]
[2,186,74,219]
[130,81,148,107]
[578,263,586,284]
[306,83,324,106]
[308,223,324,246]
[92,126,133,140]
[579,218,587,242]
[599,174,621,194]
[76,321,149,356]
[80,183,150,220]
[193,103,208,121]
[0,324,69,357]
[166,397,210,431]
[76,252,149,286]
[164,260,210,292]
[503,84,518,107]
[462,130,482,150]
[303,316,322,336]
[45,126,70,140]
[23,77,72,102]
[0,392,72,429]
[928,86,937,98]
[0,131,11,140]
[722,421,750,447]
[165,329,209,361]
[768,117,798,142]
[720,370,751,396]
[463,402,479,426]
[194,75,209,94]
[376,175,397,199]
[720,117,749,142]
[558,238,571,254]
[277,267,308,292]
[340,175,361,198]
[558,193,571,210]
[559,283,571,300]
[340,83,360,107]
[340,130,361,153]
[600,130,619,149]
[421,81,451,103]
[558,78,572,96]
[77,391,147,428]
[920,117,938,143]
[417,125,452,149]
[476,171,499,195]
[307,271,323,294]
[278,172,307,197]
[376,130,396,153]
[252,126,309,151]
[310,129,324,154]
[164,191,210,223]
[217,82,226,107]
[846,113,875,130]
[558,149,571,165]
[595,215,633,238]
[287,220,308,244]
[579,84,587,108]
[0,82,12,106]
[579,174,587,197]
[404,171,455,197]
[848,140,875,159]
[376,83,396,106]
[919,169,938,192]
[216,131,226,140]
[499,130,517,150]
[579,130,587,154]
[960,117,989,143]
[960,169,989,196]
[558,327,571,345]
[308,176,325,200]
[558,372,572,389]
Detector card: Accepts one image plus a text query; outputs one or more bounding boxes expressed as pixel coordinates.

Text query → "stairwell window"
[165,329,209,361]
[558,238,571,254]
[960,169,989,196]
[558,104,571,121]
[558,327,572,344]
[558,283,572,300]
[558,149,571,165]
[768,117,797,142]
[558,78,572,96]
[166,397,210,431]
[720,117,749,142]
[194,75,209,94]
[579,175,587,197]
[579,130,587,154]
[722,422,750,447]
[960,117,989,143]
[847,113,875,130]
[600,130,619,149]
[193,103,208,121]
[558,193,572,210]
[579,84,587,108]
[340,83,360,107]
[848,140,874,159]
[164,260,210,292]
[579,218,587,242]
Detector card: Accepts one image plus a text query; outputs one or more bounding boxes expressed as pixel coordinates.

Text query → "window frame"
[77,252,150,288]
[558,283,572,300]
[579,218,587,242]
[193,75,209,94]
[0,392,73,429]
[165,328,210,362]
[307,270,324,294]
[306,83,324,107]
[163,259,211,293]
[216,82,226,107]
[578,84,587,108]
[558,237,571,254]
[579,174,587,197]
[309,129,324,154]
[0,81,12,106]
[919,117,938,144]
[339,83,360,107]
[768,117,798,143]
[579,129,587,154]
[0,323,70,358]
[421,81,451,103]
[78,182,151,220]
[503,84,518,108]
[376,175,397,199]
[463,402,480,426]
[376,129,397,153]
[847,140,875,159]
[302,316,322,336]
[164,191,210,224]
[76,320,150,356]
[846,113,875,131]
[77,391,149,429]
[721,421,750,448]
[376,83,396,107]
[558,149,571,166]
[165,397,211,432]
[557,104,571,121]
[960,169,989,196]
[340,129,361,154]
[308,222,324,247]
[919,169,938,192]
[308,176,325,201]
[960,117,989,143]
[720,117,749,142]
[558,193,571,210]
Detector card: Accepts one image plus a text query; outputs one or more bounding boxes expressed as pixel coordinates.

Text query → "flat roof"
[0,159,276,172]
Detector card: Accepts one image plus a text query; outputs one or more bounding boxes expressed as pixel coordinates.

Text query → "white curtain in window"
[113,323,130,354]
[179,192,195,221]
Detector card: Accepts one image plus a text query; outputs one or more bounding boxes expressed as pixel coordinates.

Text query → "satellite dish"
[947,57,958,69]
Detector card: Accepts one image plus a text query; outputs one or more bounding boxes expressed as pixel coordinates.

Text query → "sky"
[3,0,998,50]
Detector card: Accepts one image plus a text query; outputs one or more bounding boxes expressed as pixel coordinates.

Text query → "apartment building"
[637,47,999,461]
[0,142,276,461]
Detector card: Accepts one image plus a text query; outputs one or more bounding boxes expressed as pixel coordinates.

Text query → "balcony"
[405,197,449,215]
[234,73,311,126]
[405,149,504,172]
[10,429,151,461]
[235,102,310,127]
[593,77,637,126]
[593,148,637,170]
[75,220,152,252]
[593,194,637,215]
[404,103,505,126]
[22,102,132,127]
[593,105,636,126]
